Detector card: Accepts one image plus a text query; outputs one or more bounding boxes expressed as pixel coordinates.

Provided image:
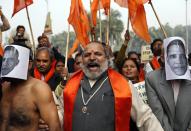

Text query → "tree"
[51,31,76,55]
[94,9,124,48]
[127,24,191,53]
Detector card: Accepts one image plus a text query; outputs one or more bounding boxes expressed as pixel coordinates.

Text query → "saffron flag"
[91,0,110,26]
[68,39,79,58]
[12,0,33,17]
[91,0,100,26]
[114,0,128,8]
[114,0,151,43]
[68,0,90,45]
[114,0,148,8]
[128,0,151,43]
[101,0,110,15]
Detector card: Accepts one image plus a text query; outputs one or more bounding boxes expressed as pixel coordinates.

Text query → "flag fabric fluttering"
[114,0,151,43]
[68,39,79,58]
[91,0,110,26]
[12,0,33,17]
[128,0,151,43]
[101,0,110,15]
[68,0,90,46]
[114,0,128,8]
[91,0,100,26]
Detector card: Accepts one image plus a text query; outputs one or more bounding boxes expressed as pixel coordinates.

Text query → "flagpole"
[99,0,102,43]
[149,0,167,38]
[127,14,130,30]
[25,5,36,55]
[63,24,70,81]
[65,24,70,68]
[89,0,95,41]
[106,9,110,45]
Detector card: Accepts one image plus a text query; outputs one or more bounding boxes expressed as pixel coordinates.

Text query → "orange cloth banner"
[91,0,110,26]
[68,39,80,58]
[128,0,151,43]
[12,0,33,17]
[68,0,90,45]
[114,0,151,43]
[114,0,128,8]
[101,0,110,15]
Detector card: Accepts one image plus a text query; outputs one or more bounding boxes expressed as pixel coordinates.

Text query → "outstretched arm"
[114,30,130,67]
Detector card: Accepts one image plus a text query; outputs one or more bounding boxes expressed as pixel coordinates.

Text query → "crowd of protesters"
[1,9,191,131]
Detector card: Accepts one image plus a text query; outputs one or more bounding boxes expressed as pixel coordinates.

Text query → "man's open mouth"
[87,62,100,71]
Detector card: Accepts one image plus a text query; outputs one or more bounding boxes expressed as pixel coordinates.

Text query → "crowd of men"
[0,9,191,131]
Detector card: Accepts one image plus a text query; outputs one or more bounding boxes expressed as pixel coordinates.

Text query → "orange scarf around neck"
[139,67,145,82]
[34,60,56,82]
[64,68,132,131]
[151,56,160,70]
[0,45,4,57]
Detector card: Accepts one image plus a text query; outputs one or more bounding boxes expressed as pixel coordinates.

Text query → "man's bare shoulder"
[28,77,52,100]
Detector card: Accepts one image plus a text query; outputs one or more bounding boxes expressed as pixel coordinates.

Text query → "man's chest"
[0,88,39,130]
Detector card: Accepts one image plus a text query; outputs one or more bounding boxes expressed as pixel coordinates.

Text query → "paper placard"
[133,81,148,104]
[141,45,153,63]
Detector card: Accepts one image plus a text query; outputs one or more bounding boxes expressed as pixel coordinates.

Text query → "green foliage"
[51,31,76,55]
[95,9,124,47]
[127,24,191,53]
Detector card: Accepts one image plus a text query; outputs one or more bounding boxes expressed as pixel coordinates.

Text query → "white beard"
[81,60,108,80]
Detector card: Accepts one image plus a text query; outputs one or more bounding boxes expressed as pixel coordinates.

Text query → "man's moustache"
[87,62,100,68]
[38,66,46,70]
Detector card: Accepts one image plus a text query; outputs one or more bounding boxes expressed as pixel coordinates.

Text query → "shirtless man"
[0,45,61,131]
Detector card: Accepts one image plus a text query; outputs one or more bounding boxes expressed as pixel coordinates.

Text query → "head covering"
[1,45,30,80]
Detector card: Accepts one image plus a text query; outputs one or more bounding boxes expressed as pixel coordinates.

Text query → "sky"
[0,0,190,44]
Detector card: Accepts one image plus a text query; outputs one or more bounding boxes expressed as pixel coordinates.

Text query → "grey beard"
[81,60,108,80]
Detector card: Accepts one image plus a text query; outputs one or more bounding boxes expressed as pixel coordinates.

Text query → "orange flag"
[101,0,110,15]
[114,0,151,43]
[128,0,151,43]
[68,0,90,45]
[114,0,128,8]
[12,0,33,17]
[91,0,99,26]
[91,0,110,26]
[68,39,79,58]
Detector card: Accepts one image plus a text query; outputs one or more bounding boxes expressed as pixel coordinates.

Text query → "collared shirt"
[171,80,180,105]
[88,79,96,88]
